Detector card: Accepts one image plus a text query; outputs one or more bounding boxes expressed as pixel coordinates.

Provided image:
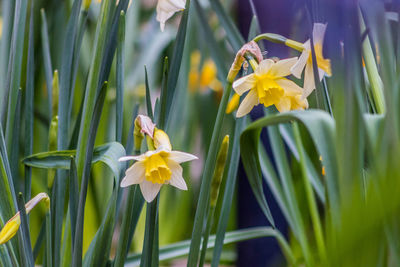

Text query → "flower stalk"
[199,135,230,267]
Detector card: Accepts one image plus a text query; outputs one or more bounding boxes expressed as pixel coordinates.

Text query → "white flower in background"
[119,129,197,202]
[291,23,332,99]
[156,0,186,31]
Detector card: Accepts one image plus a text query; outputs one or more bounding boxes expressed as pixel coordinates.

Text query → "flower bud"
[0,193,50,244]
[52,70,59,118]
[134,115,156,151]
[227,41,262,83]
[210,135,229,207]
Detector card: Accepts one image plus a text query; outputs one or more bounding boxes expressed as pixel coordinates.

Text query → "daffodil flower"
[0,193,50,244]
[233,58,308,117]
[156,0,186,32]
[291,23,332,98]
[119,129,197,202]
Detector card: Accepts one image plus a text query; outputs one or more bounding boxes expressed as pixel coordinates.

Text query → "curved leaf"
[23,142,125,182]
[240,109,339,226]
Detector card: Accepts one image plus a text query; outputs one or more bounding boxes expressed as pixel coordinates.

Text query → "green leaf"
[23,142,125,181]
[211,117,245,267]
[68,158,78,245]
[116,11,125,142]
[24,1,35,201]
[209,0,244,51]
[72,81,109,267]
[242,109,339,225]
[164,0,191,126]
[144,67,153,121]
[126,227,293,265]
[40,9,53,119]
[17,193,33,267]
[187,81,233,266]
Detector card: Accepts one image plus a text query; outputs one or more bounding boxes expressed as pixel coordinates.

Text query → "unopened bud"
[134,115,156,151]
[227,41,262,83]
[52,70,59,117]
[0,193,50,244]
[210,135,229,207]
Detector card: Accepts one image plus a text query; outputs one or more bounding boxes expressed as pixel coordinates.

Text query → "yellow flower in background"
[119,129,197,202]
[233,58,308,117]
[0,193,50,244]
[291,23,331,99]
[156,0,186,32]
[188,51,223,93]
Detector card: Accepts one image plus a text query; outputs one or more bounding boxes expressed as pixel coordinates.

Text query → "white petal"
[140,180,162,202]
[268,57,298,77]
[120,162,145,187]
[255,59,274,76]
[167,160,188,190]
[302,63,316,99]
[275,78,302,96]
[119,155,145,162]
[318,67,325,80]
[291,49,309,79]
[236,90,259,118]
[232,74,256,96]
[168,151,198,163]
[313,23,327,46]
[156,0,186,31]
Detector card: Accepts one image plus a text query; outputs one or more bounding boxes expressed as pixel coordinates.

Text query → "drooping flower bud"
[0,193,50,244]
[227,41,262,83]
[133,115,156,151]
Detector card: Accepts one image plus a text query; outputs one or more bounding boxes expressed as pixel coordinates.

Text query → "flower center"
[144,152,171,184]
[307,43,332,76]
[254,75,285,107]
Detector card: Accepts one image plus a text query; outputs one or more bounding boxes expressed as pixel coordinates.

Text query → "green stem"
[359,10,385,114]
[46,211,52,267]
[140,196,159,267]
[187,82,232,266]
[292,122,326,263]
[199,206,215,267]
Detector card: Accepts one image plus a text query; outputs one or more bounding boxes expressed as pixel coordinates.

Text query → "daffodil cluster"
[119,115,197,202]
[229,23,331,117]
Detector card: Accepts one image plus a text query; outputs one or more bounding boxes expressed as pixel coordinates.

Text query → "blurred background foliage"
[1,0,400,266]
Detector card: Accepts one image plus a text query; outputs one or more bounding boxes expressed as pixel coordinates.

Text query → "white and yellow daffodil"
[290,23,331,98]
[119,129,197,202]
[0,193,50,244]
[156,0,186,32]
[233,58,308,117]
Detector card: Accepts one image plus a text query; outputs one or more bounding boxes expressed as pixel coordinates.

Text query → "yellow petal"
[255,59,274,76]
[268,57,298,77]
[226,93,240,114]
[275,78,303,96]
[233,74,256,96]
[0,215,20,245]
[236,90,259,117]
[153,129,172,151]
